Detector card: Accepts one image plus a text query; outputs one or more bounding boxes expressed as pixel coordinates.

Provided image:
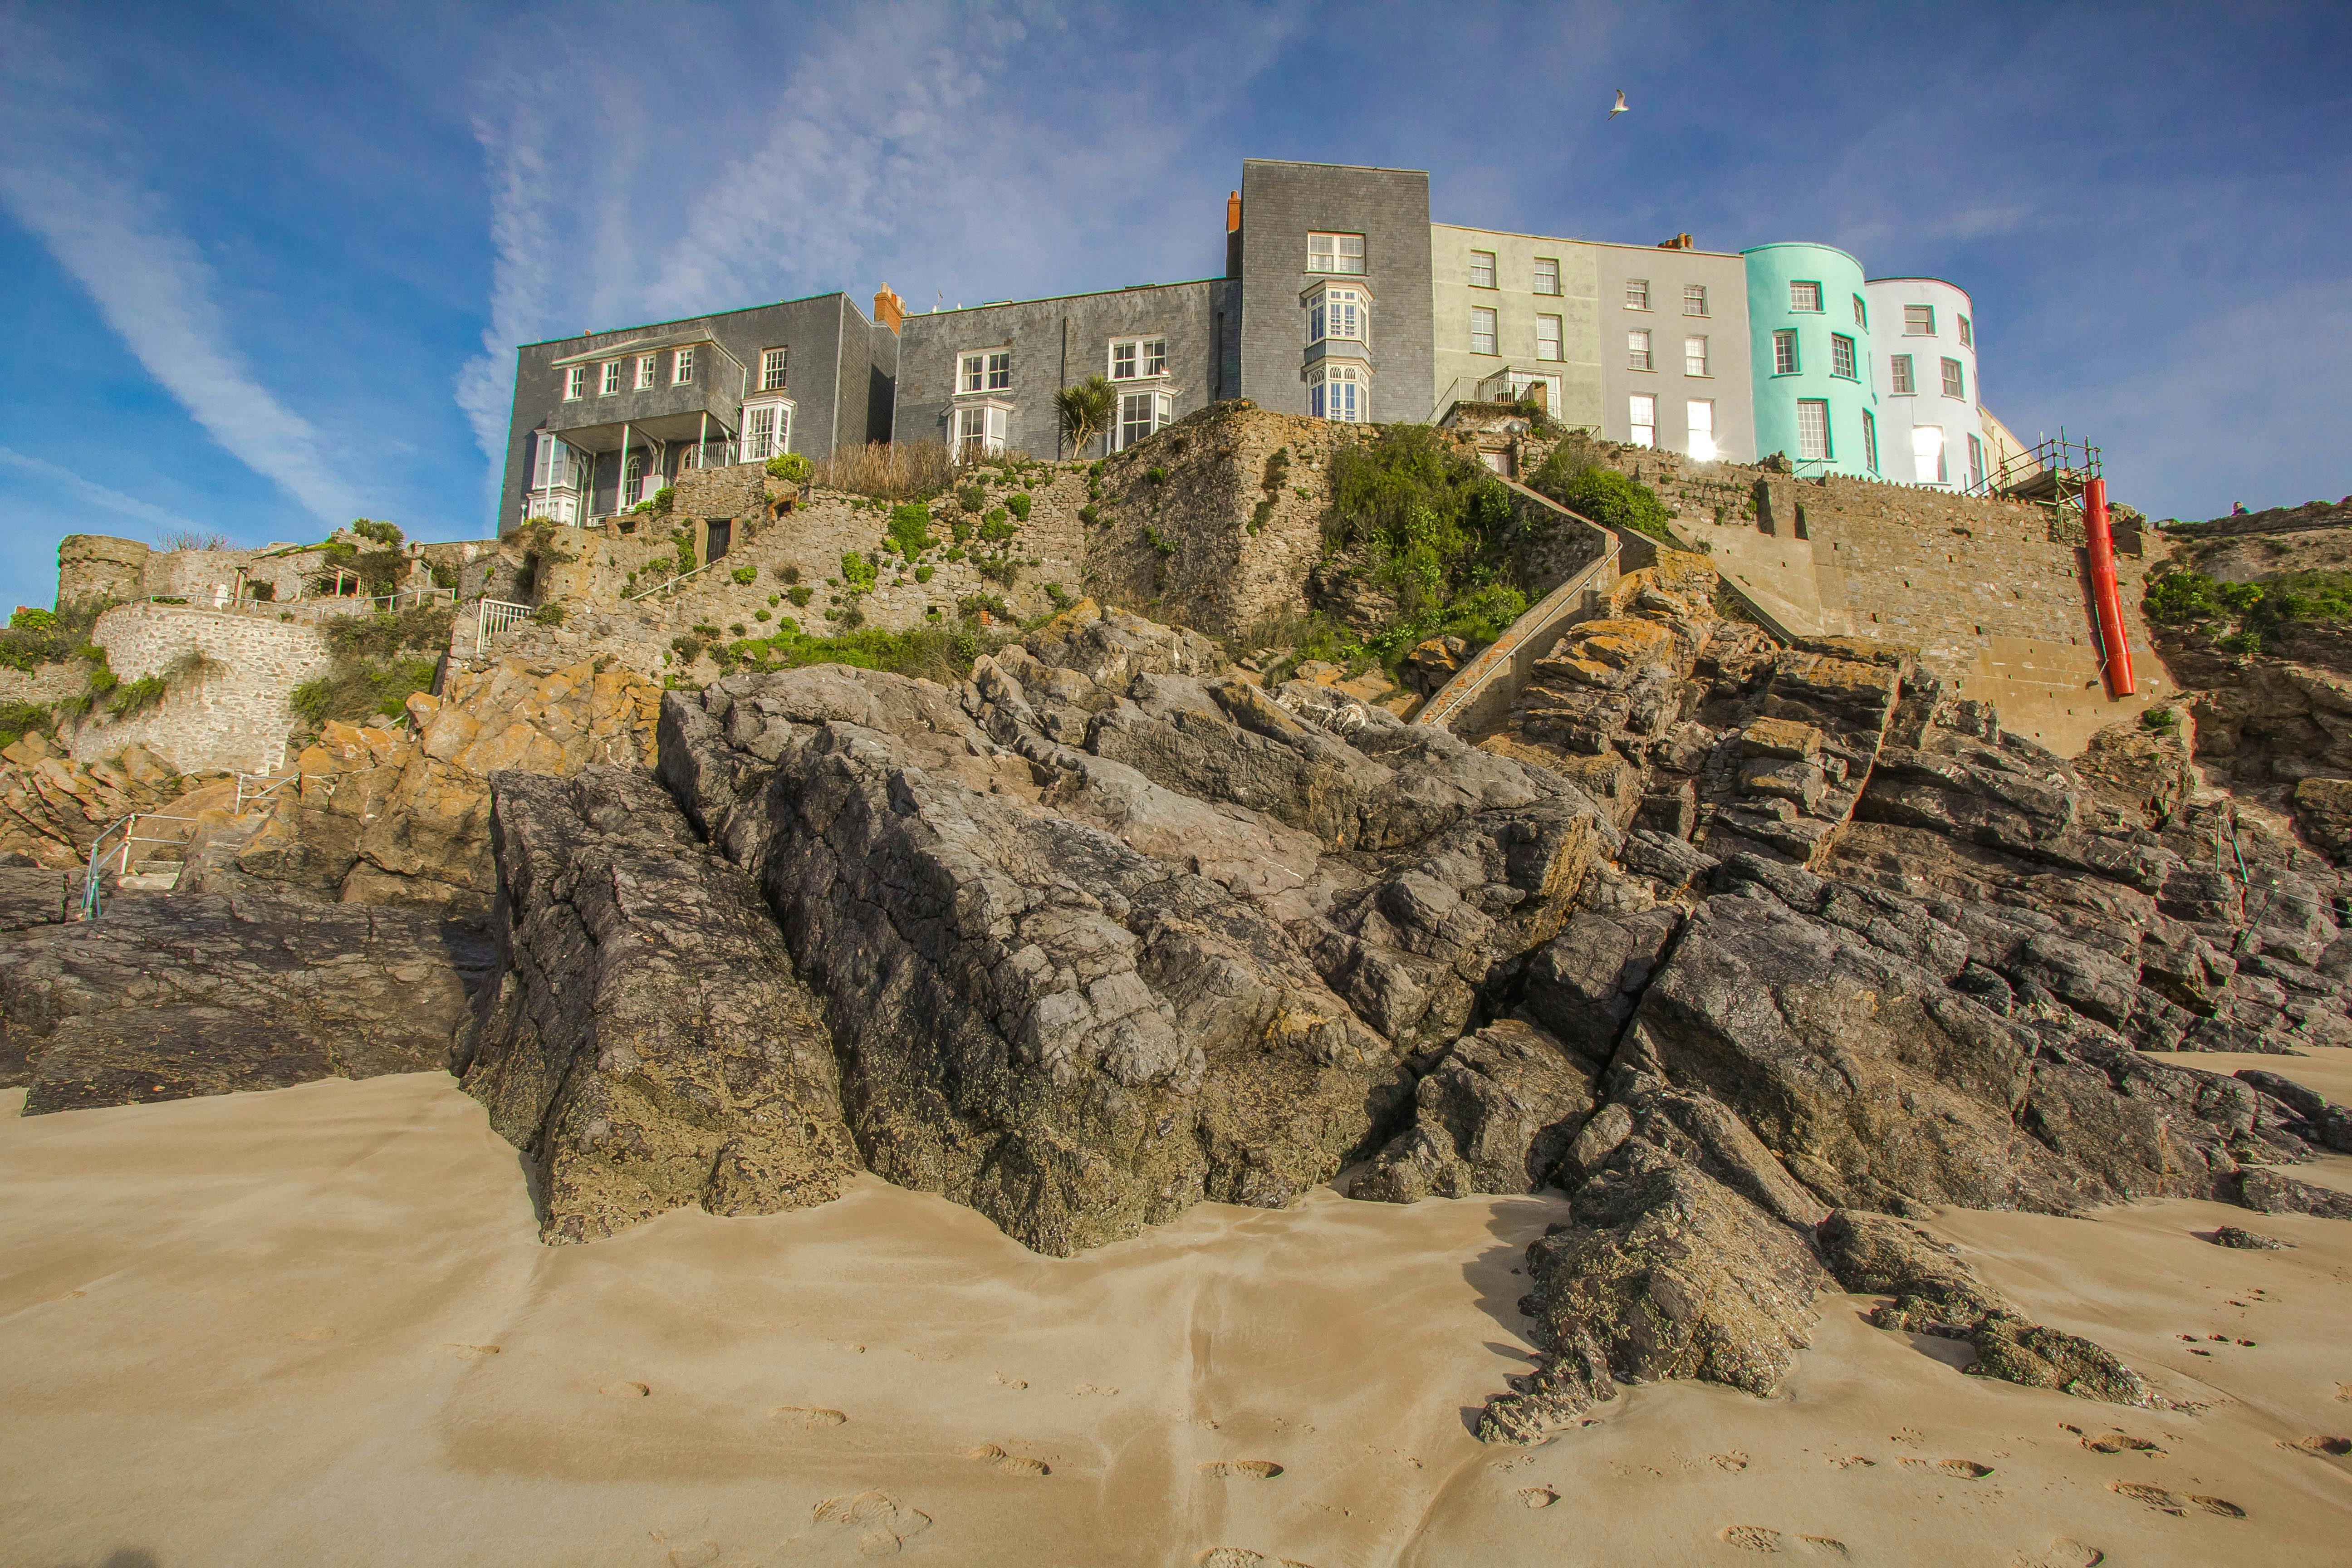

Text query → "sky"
[2,0,2347,614]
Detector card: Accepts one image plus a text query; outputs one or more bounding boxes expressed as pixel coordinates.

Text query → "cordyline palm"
[1054,375,1116,461]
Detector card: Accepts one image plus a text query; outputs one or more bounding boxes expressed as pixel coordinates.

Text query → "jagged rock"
[2236,1166,2352,1220]
[0,866,73,932]
[2235,1067,2352,1152]
[1968,1315,2156,1407]
[2209,1225,2292,1249]
[0,890,490,1108]
[459,767,860,1243]
[1521,909,1679,1059]
[1352,1018,1601,1201]
[1401,634,1470,696]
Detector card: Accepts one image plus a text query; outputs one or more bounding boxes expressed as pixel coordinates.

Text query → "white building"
[1862,277,1984,490]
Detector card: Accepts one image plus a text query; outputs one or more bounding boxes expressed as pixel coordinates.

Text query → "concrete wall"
[894,280,1229,461]
[1864,277,1982,489]
[1429,225,1602,428]
[1743,243,1879,478]
[1236,160,1432,423]
[1591,242,1755,462]
[70,603,333,774]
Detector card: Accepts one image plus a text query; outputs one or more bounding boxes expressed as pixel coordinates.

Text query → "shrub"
[1054,375,1116,459]
[349,519,404,549]
[808,441,955,501]
[789,585,813,607]
[945,547,965,563]
[529,603,567,626]
[1043,583,1073,612]
[671,634,705,664]
[840,604,865,629]
[915,564,935,583]
[755,609,771,622]
[841,553,877,594]
[1006,492,1031,522]
[979,509,1015,544]
[886,502,936,561]
[979,558,1021,587]
[956,482,988,515]
[729,622,746,636]
[1146,466,1168,485]
[426,563,455,592]
[776,564,802,585]
[730,565,758,585]
[693,621,721,639]
[1548,466,1671,543]
[0,698,52,745]
[765,452,812,485]
[957,593,1012,622]
[0,603,103,673]
[1144,525,1179,557]
[107,675,170,719]
[155,528,230,552]
[1078,505,1098,527]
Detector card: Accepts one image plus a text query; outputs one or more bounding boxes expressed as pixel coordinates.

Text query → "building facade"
[893,279,1234,461]
[498,291,897,532]
[1862,277,1983,490]
[1591,239,1755,462]
[1429,225,1603,429]
[1742,243,1881,479]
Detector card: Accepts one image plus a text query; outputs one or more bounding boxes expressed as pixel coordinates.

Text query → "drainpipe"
[2082,476,2135,697]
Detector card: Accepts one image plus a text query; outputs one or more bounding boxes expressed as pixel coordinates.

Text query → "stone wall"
[53,533,498,615]
[56,536,148,608]
[68,604,333,774]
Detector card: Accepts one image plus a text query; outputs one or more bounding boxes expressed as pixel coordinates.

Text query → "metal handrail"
[79,811,205,920]
[623,556,720,603]
[476,598,533,652]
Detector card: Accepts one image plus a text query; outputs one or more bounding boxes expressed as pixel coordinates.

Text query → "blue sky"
[4,0,2347,613]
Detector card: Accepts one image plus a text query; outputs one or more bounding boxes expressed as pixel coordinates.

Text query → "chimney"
[1226,191,1241,233]
[1656,233,1695,250]
[872,284,906,333]
[1225,190,1243,278]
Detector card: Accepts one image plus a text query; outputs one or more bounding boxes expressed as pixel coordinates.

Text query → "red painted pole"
[2082,476,2136,697]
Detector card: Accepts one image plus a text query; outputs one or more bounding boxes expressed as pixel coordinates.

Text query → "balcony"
[546,336,748,454]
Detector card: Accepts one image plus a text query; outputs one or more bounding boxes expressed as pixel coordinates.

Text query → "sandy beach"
[6,1057,2352,1568]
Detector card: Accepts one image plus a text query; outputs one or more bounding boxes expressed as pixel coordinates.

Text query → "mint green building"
[1743,243,1880,478]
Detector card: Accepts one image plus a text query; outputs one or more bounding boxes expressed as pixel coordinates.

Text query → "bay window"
[1113,389,1172,451]
[673,347,695,384]
[1309,287,1365,345]
[954,404,1008,460]
[742,400,794,464]
[1309,365,1365,422]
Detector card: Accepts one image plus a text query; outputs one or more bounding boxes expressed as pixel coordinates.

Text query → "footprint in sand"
[1721,1525,1781,1552]
[289,1326,335,1342]
[2281,1435,2352,1457]
[1903,1458,1993,1478]
[811,1490,931,1557]
[1195,1550,1265,1567]
[441,1343,500,1360]
[2011,1539,2103,1568]
[1797,1540,1851,1560]
[662,1544,721,1568]
[2108,1480,2242,1518]
[990,1373,1029,1390]
[1199,1460,1284,1480]
[1825,1455,1877,1470]
[1712,1450,1750,1471]
[967,1442,1050,1477]
[2080,1433,2162,1455]
[1516,1486,1558,1508]
[600,1381,651,1398]
[1073,1382,1118,1397]
[773,1405,849,1428]
[1890,1426,1925,1447]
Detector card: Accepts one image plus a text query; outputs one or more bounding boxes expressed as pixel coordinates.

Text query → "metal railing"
[79,812,203,920]
[476,598,533,652]
[622,556,720,603]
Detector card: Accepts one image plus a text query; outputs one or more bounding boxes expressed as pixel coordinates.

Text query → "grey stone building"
[893,278,1235,460]
[496,290,898,532]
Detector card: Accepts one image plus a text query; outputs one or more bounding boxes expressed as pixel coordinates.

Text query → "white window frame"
[953,403,1010,461]
[1831,333,1857,380]
[1797,399,1831,461]
[673,348,695,385]
[1941,356,1966,400]
[760,347,789,392]
[1968,432,1986,488]
[1889,354,1915,395]
[1789,280,1823,313]
[1912,423,1947,484]
[1772,330,1799,375]
[1904,304,1936,336]
[1684,335,1709,376]
[1111,388,1173,451]
[636,354,657,391]
[1624,278,1651,310]
[1536,314,1563,362]
[1958,314,1973,348]
[1308,285,1366,347]
[1308,364,1366,422]
[1686,399,1716,461]
[600,360,621,396]
[742,398,794,464]
[1863,408,1879,475]
[1469,250,1496,289]
[1533,256,1560,296]
[960,349,1013,394]
[1108,336,1168,379]
[530,434,580,492]
[1470,307,1498,356]
[1627,328,1653,371]
[564,365,586,401]
[1684,283,1709,317]
[1306,232,1366,275]
[1629,392,1656,448]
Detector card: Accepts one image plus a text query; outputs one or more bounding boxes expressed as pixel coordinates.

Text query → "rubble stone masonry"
[69,604,332,775]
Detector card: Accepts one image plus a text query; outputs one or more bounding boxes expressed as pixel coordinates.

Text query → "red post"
[2082,477,2136,697]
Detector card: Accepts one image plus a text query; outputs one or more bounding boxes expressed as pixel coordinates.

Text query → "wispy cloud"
[0,32,359,527]
[0,446,201,535]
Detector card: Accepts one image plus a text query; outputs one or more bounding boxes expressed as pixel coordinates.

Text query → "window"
[1110,336,1167,377]
[1903,304,1935,336]
[623,451,646,507]
[1862,408,1879,475]
[1627,328,1653,370]
[1831,333,1857,379]
[1968,432,1986,489]
[1114,389,1172,449]
[954,404,1008,460]
[1309,364,1365,421]
[1889,353,1915,394]
[1772,329,1799,375]
[636,354,657,390]
[1958,314,1973,348]
[1624,278,1651,310]
[673,348,695,385]
[1629,393,1656,448]
[600,360,621,396]
[1687,399,1716,461]
[530,436,578,491]
[1534,257,1560,295]
[1912,424,1947,484]
[1684,335,1709,376]
[564,365,586,401]
[1797,400,1830,461]
[1469,250,1496,288]
[1853,295,1867,328]
[1941,356,1965,399]
[742,401,792,464]
[1789,280,1823,313]
[1308,289,1364,345]
[1307,232,1365,274]
[960,350,1012,393]
[761,347,789,391]
[1536,315,1563,361]
[1684,283,1708,316]
[1470,307,1498,355]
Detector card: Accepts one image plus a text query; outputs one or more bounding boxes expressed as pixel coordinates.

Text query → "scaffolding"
[1970,428,2102,538]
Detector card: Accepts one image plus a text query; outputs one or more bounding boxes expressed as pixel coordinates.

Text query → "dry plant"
[808,441,957,501]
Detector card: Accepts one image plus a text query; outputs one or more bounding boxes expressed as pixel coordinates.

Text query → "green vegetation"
[1144,524,1179,557]
[886,502,936,561]
[1054,375,1116,460]
[0,604,103,673]
[915,564,935,583]
[1006,492,1031,522]
[529,603,567,626]
[730,565,759,585]
[1528,436,1671,543]
[1146,466,1168,485]
[2144,567,2352,654]
[840,552,877,594]
[631,486,676,517]
[979,508,1015,543]
[289,602,456,730]
[0,699,53,747]
[349,519,404,549]
[765,452,811,485]
[789,585,813,607]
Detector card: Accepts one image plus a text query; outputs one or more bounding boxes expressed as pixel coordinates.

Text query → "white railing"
[79,812,204,920]
[476,598,533,652]
[622,557,720,603]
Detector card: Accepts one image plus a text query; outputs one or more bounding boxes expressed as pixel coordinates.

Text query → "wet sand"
[5,1054,2352,1567]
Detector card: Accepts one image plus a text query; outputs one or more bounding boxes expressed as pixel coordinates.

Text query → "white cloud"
[0,43,360,528]
[0,446,201,535]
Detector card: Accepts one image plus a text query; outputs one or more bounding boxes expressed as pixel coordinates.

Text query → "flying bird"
[1610,89,1629,118]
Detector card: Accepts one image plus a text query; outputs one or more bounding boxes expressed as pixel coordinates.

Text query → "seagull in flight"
[1610,89,1629,118]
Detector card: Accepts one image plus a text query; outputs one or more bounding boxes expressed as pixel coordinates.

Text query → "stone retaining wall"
[68,603,333,774]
